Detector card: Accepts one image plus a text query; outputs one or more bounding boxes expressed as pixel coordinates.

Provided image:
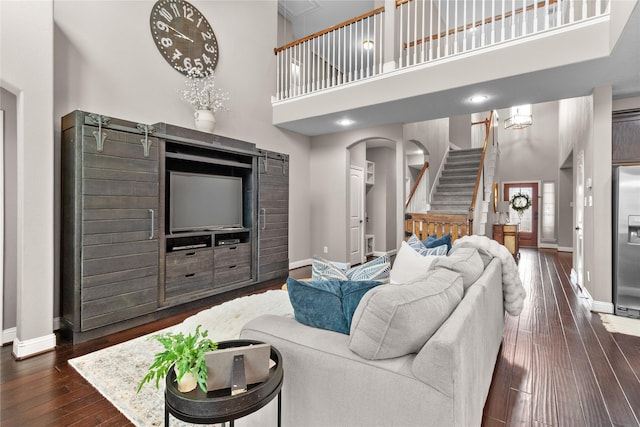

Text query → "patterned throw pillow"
[312,256,348,281]
[406,234,429,255]
[346,254,391,282]
[424,244,448,256]
[312,254,391,282]
[407,234,448,256]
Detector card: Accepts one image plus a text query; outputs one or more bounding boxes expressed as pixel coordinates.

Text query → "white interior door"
[350,166,364,266]
[575,150,585,287]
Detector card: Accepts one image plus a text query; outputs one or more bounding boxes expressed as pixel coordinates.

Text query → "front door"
[504,182,539,248]
[349,166,364,266]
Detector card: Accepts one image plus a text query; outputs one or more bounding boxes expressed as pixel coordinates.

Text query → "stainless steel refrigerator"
[613,165,640,319]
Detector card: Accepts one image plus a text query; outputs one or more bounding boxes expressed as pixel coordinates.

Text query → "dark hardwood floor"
[1,249,639,426]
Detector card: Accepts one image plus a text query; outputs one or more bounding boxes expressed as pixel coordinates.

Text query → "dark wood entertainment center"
[60,110,289,342]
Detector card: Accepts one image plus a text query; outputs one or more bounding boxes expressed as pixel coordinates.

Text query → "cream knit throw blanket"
[453,235,527,316]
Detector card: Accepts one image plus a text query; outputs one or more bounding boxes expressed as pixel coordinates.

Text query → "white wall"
[496,101,560,243]
[366,146,397,251]
[1,0,312,353]
[310,124,402,262]
[52,0,311,299]
[0,88,17,335]
[1,0,56,357]
[403,118,450,199]
[558,89,613,309]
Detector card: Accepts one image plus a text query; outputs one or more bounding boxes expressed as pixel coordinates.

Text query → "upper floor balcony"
[273,0,638,136]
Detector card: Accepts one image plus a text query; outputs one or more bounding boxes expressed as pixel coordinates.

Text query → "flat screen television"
[169,171,243,233]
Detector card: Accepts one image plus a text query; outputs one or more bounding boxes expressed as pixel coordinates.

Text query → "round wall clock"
[150,0,219,76]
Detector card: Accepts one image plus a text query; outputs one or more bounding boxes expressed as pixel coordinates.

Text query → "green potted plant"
[137,324,218,393]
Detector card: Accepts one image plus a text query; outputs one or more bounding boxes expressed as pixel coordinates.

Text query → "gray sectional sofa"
[239,247,508,427]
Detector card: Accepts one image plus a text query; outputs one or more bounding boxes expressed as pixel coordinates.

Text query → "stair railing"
[468,111,495,235]
[405,161,429,211]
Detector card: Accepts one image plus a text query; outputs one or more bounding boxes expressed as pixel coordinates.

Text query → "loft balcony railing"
[274,7,385,101]
[274,0,610,102]
[397,0,609,67]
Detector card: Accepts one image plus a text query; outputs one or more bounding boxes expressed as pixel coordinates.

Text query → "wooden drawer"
[214,243,250,268]
[214,263,251,285]
[165,248,213,278]
[165,270,214,298]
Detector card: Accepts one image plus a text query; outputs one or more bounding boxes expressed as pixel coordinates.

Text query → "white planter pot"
[174,366,197,393]
[194,109,216,133]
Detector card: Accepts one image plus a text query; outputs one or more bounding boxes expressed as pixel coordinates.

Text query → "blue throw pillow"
[423,233,452,252]
[286,277,382,334]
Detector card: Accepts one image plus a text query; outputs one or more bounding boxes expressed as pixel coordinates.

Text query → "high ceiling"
[276,1,640,136]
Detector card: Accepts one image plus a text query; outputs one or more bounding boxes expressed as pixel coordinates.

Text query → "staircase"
[429,148,483,215]
[405,111,498,240]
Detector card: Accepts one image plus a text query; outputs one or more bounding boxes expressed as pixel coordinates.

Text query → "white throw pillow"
[429,247,484,290]
[389,241,438,284]
[349,268,464,360]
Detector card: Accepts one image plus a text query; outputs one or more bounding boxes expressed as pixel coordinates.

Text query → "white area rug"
[599,313,640,337]
[69,290,294,426]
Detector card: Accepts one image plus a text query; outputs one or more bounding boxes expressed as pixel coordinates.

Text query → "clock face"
[150,0,219,76]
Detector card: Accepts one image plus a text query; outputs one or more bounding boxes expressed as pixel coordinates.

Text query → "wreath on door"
[509,192,532,217]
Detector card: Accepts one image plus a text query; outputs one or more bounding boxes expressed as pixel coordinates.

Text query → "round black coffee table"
[164,339,283,426]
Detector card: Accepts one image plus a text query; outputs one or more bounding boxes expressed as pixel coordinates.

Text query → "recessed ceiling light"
[337,118,354,126]
[362,40,374,50]
[469,95,489,104]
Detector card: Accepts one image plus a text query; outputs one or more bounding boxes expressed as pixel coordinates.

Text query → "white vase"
[194,109,216,133]
[174,366,198,393]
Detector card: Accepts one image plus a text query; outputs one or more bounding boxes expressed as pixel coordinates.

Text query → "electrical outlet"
[323,246,328,253]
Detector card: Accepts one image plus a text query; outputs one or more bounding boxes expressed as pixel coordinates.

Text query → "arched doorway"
[348,138,398,265]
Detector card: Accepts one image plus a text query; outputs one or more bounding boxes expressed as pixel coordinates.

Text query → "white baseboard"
[289,259,312,270]
[591,300,615,314]
[12,333,56,359]
[375,249,397,258]
[557,246,574,253]
[577,285,615,314]
[2,317,62,345]
[2,327,16,345]
[538,243,558,249]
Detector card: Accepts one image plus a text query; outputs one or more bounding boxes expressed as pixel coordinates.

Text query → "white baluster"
[557,0,562,27]
[349,24,353,82]
[512,0,516,38]
[359,19,363,79]
[406,2,411,66]
[413,0,418,64]
[431,0,435,59]
[445,0,450,56]
[522,0,527,36]
[533,0,538,33]
[462,0,467,53]
[472,0,476,49]
[491,0,495,45]
[399,3,404,68]
[454,0,459,54]
[501,0,506,42]
[545,0,550,29]
[421,0,426,62]
[437,0,442,58]
[481,0,485,47]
